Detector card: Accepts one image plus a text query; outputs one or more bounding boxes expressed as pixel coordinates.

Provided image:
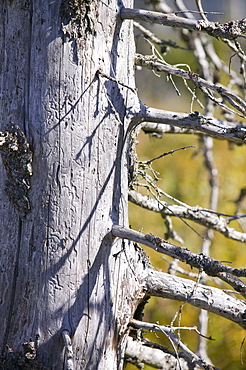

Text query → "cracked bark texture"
[0,0,143,368]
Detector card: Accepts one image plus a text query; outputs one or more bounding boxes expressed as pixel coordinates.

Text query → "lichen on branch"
[121,8,246,40]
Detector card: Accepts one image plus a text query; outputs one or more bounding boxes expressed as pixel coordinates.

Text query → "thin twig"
[129,319,220,370]
[134,21,188,51]
[142,145,195,164]
[96,69,137,93]
[135,54,246,117]
[128,190,246,243]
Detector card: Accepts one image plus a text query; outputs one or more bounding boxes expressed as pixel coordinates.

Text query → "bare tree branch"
[124,2,246,367]
[128,190,246,243]
[125,336,194,370]
[217,272,246,297]
[141,270,246,329]
[141,122,200,136]
[120,8,246,40]
[111,225,246,291]
[133,21,188,51]
[126,325,216,370]
[135,54,246,117]
[197,138,218,363]
[195,0,208,22]
[130,104,246,143]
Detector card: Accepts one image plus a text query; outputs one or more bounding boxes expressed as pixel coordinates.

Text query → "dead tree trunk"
[0,1,143,368]
[2,1,246,369]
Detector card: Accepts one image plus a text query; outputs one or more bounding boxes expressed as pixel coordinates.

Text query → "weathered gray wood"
[121,8,246,40]
[143,270,246,329]
[0,1,143,368]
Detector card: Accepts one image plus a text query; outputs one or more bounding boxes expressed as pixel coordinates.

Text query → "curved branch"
[121,8,246,40]
[142,270,246,329]
[128,190,246,243]
[62,330,74,370]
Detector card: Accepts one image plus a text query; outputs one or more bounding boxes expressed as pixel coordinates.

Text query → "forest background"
[127,1,246,369]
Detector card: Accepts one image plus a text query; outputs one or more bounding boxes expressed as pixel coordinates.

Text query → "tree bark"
[0,1,143,368]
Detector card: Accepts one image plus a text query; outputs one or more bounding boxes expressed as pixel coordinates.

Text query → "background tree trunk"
[0,1,143,368]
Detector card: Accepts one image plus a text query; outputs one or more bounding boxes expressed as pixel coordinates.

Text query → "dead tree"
[0,0,246,369]
[0,0,142,369]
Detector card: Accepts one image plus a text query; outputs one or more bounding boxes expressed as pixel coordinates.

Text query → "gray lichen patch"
[0,122,32,218]
[196,18,246,39]
[60,0,98,38]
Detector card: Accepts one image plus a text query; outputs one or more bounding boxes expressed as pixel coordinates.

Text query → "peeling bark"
[0,123,32,217]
